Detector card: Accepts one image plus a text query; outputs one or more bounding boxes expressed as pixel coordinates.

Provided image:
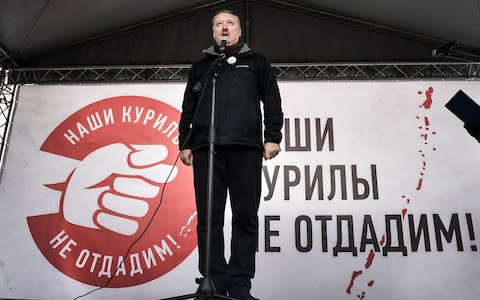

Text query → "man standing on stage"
[179,9,283,300]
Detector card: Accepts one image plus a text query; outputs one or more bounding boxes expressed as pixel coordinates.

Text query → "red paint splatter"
[416,178,423,190]
[424,117,430,126]
[422,87,434,109]
[365,249,375,269]
[345,88,439,299]
[357,291,366,299]
[346,270,363,294]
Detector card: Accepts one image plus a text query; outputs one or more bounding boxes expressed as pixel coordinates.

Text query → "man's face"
[212,12,241,46]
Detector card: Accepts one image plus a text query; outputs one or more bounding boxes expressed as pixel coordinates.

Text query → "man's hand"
[180,149,193,166]
[263,142,281,160]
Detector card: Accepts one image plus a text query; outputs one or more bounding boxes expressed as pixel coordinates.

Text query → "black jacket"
[179,44,283,151]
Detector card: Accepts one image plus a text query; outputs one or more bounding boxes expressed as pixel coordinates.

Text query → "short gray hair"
[211,9,241,27]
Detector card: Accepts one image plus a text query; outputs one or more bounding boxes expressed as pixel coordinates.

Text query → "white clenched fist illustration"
[61,143,177,236]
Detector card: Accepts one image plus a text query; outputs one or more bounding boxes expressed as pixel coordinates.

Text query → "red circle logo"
[27,96,197,287]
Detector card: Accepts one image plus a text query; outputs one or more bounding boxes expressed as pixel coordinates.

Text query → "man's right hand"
[180,149,193,166]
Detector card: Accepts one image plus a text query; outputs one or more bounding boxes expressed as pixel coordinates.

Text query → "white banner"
[0,81,479,300]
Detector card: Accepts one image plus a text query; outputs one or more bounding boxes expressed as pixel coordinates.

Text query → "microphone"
[219,36,228,54]
[432,41,456,58]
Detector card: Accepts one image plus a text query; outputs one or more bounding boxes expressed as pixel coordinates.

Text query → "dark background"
[1,0,480,67]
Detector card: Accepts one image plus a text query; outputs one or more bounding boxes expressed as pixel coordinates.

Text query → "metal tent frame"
[0,68,17,172]
[1,61,480,171]
[7,62,480,84]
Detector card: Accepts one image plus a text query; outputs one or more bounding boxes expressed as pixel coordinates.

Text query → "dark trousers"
[193,145,262,293]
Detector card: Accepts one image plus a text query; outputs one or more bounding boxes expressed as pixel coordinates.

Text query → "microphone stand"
[160,51,238,300]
